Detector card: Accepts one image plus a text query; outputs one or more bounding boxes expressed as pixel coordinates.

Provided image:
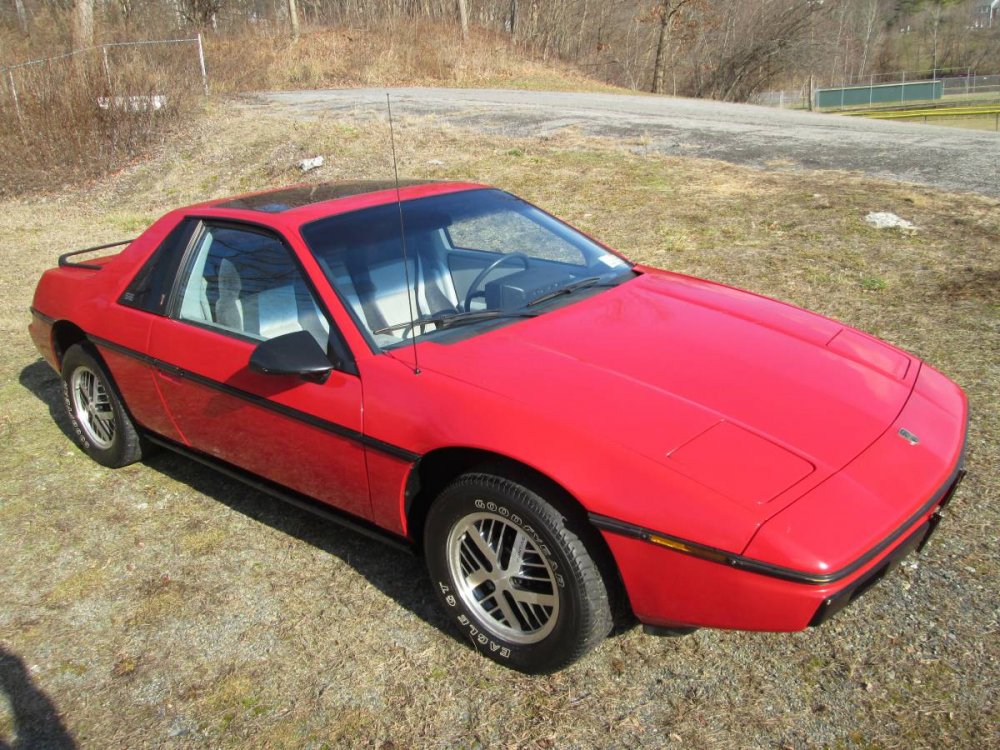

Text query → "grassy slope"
[203,24,625,94]
[0,102,997,748]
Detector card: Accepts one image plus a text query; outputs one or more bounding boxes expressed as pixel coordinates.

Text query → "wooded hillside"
[4,1,998,101]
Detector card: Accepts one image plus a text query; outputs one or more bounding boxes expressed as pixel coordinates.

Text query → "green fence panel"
[817,80,943,109]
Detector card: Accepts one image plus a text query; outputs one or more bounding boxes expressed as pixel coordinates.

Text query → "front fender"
[358,353,761,552]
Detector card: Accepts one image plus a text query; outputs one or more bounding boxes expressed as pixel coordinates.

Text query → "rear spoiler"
[59,239,134,270]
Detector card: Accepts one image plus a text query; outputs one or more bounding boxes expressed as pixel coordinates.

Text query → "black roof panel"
[216,180,438,213]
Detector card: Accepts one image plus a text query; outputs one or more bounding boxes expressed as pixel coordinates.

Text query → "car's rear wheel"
[61,344,148,468]
[424,472,613,673]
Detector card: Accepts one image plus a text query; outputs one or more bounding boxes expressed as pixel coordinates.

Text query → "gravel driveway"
[247,87,1000,198]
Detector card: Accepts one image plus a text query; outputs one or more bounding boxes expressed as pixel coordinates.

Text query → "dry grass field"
[0,22,619,197]
[1,102,997,748]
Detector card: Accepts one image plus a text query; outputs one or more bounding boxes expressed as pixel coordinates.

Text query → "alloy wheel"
[70,365,116,450]
[446,510,560,644]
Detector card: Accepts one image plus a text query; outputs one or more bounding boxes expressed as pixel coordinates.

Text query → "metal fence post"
[869,74,874,108]
[196,33,209,95]
[7,69,21,122]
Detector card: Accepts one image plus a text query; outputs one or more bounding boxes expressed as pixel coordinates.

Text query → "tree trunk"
[457,0,469,40]
[858,0,881,79]
[931,4,943,76]
[72,0,95,49]
[509,0,517,39]
[288,0,300,40]
[651,8,672,94]
[14,0,29,33]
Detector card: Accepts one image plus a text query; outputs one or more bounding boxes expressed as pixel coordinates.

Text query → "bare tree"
[288,0,301,39]
[13,0,29,33]
[458,0,469,38]
[693,0,825,101]
[857,0,885,79]
[181,0,222,28]
[72,0,94,48]
[650,0,694,94]
[928,0,963,74]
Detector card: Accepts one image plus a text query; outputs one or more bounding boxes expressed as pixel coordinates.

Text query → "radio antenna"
[387,93,420,375]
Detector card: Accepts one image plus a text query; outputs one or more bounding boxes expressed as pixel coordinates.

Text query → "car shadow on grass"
[0,647,77,750]
[143,447,455,635]
[18,359,74,443]
[17,358,456,645]
[19,357,636,655]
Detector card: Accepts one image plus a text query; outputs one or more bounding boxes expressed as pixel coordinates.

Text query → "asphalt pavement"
[247,87,999,197]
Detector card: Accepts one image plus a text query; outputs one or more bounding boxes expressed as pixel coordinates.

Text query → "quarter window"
[119,219,195,315]
[177,224,329,348]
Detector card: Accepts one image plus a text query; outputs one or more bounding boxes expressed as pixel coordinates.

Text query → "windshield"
[300,188,634,349]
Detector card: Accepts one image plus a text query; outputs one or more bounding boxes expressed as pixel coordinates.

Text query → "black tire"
[61,344,148,468]
[424,472,613,673]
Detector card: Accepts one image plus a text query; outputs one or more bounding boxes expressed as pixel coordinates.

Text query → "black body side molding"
[145,434,416,554]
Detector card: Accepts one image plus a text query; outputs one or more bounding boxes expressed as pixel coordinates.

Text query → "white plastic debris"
[865,212,917,231]
[298,155,324,172]
[427,159,444,166]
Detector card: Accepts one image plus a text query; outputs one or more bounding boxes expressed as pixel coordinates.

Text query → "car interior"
[308,206,596,347]
[179,192,615,354]
[179,226,330,349]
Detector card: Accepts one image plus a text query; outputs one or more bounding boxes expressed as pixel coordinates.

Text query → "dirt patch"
[1,102,997,748]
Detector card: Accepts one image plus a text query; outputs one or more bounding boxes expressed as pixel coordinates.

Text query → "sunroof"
[216,180,437,213]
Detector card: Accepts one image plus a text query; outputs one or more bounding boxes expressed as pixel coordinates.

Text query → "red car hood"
[416,270,917,519]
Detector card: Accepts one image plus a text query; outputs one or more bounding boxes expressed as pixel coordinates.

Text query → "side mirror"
[249,330,333,381]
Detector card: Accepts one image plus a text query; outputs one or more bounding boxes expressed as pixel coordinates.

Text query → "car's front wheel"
[424,472,614,673]
[61,344,149,468]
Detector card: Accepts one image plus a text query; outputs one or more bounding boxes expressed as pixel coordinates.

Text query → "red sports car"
[29,181,968,673]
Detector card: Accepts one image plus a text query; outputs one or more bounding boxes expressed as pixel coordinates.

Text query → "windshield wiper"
[525,276,610,308]
[373,309,539,335]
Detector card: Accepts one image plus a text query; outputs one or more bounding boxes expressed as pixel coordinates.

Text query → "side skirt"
[144,433,415,555]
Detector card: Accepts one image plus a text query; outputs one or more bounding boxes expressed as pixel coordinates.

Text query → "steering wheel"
[463,252,530,312]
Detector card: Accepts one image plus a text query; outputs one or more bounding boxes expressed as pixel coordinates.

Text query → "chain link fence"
[1,36,211,194]
[1,36,209,120]
[750,70,1000,111]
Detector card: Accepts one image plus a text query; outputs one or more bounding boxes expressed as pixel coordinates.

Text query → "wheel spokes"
[71,366,116,449]
[89,411,114,442]
[463,521,500,571]
[463,566,491,590]
[490,591,521,629]
[448,510,561,644]
[510,589,556,609]
[503,531,528,576]
[86,371,99,403]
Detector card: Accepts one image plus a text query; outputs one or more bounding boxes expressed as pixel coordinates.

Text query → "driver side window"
[177,223,330,349]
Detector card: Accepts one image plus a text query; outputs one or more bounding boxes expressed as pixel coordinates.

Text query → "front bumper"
[598,460,965,632]
[595,363,968,633]
[808,466,965,626]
